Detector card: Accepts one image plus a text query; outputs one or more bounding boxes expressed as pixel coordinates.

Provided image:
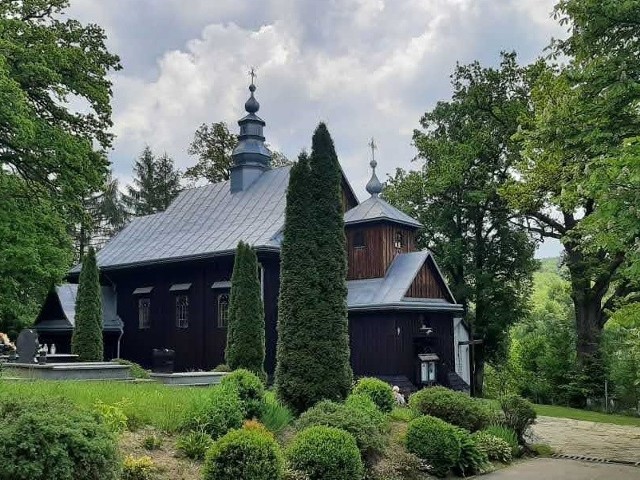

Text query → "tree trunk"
[572,286,605,364]
[473,343,485,397]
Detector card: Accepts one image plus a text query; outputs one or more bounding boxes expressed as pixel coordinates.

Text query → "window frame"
[217,293,230,329]
[394,230,404,250]
[175,294,189,329]
[138,297,151,330]
[353,229,366,249]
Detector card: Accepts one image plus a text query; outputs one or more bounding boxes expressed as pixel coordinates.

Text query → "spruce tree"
[276,124,352,413]
[71,247,104,361]
[225,242,266,380]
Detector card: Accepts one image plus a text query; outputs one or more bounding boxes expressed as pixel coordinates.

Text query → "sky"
[66,0,566,258]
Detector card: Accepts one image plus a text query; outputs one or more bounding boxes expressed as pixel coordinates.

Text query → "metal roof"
[83,166,293,270]
[35,284,123,332]
[347,251,462,312]
[344,195,422,228]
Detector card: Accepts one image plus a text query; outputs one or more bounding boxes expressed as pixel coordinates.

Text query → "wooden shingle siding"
[346,224,416,280]
[406,257,448,299]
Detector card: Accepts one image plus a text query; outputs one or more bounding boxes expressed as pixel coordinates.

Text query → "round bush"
[352,377,395,413]
[0,397,120,480]
[181,384,244,439]
[472,431,512,463]
[295,400,385,458]
[405,415,461,478]
[409,386,493,432]
[287,426,364,480]
[220,369,266,419]
[345,393,386,429]
[203,427,284,480]
[452,427,489,476]
[500,394,536,444]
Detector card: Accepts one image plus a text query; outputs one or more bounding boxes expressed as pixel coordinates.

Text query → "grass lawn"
[534,404,640,427]
[0,379,209,432]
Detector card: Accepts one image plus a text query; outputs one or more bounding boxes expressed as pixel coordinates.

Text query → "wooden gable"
[406,256,451,301]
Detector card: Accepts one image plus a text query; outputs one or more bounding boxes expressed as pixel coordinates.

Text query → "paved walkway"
[531,416,640,463]
[483,458,640,479]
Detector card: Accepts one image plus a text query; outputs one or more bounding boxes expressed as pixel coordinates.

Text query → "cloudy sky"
[67,0,566,257]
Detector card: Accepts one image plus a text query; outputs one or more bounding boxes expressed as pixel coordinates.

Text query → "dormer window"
[354,230,365,249]
[394,231,404,250]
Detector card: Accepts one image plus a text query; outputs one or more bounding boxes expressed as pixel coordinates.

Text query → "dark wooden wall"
[348,311,456,386]
[346,223,416,279]
[341,178,359,213]
[406,257,449,300]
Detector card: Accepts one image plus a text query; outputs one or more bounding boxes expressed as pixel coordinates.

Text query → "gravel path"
[483,458,640,480]
[531,416,640,464]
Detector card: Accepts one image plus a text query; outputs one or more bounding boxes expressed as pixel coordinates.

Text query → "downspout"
[116,324,124,359]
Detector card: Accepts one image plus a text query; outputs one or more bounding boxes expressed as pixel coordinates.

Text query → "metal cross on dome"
[368,137,377,162]
[248,67,257,85]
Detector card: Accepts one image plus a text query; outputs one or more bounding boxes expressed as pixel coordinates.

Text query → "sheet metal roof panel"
[44,284,122,331]
[90,166,292,269]
[344,196,422,228]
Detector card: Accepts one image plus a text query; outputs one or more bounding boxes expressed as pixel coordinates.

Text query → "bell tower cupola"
[230,69,272,193]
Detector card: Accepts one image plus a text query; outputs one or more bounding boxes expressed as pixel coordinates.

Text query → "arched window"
[175,295,189,329]
[217,294,229,328]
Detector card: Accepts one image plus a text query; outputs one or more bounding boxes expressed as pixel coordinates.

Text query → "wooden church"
[36,82,471,391]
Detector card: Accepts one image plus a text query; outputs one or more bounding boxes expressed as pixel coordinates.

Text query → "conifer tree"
[225,242,266,380]
[276,124,352,412]
[71,247,104,361]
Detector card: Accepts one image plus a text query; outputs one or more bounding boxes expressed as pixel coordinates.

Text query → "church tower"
[344,141,422,279]
[230,73,272,193]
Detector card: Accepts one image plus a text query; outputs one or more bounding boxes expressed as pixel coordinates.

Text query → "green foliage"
[0,0,120,206]
[176,430,213,460]
[344,393,387,429]
[203,426,284,480]
[295,400,386,459]
[387,406,416,423]
[115,359,150,379]
[530,443,555,457]
[405,415,461,478]
[93,400,128,434]
[287,425,364,480]
[225,244,266,379]
[452,427,490,476]
[121,455,156,480]
[472,431,513,463]
[260,391,294,434]
[384,52,538,395]
[481,425,519,458]
[71,247,104,361]
[220,369,265,419]
[500,394,536,444]
[123,147,181,216]
[276,125,352,413]
[409,386,493,432]
[212,363,231,372]
[180,384,244,440]
[142,434,163,451]
[352,377,395,413]
[0,396,120,480]
[185,122,237,183]
[0,173,72,336]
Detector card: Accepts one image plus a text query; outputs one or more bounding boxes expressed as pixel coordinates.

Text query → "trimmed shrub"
[260,391,294,434]
[225,242,267,380]
[295,400,385,458]
[409,386,493,432]
[352,377,395,413]
[203,426,284,480]
[345,393,386,429]
[500,394,536,444]
[405,415,461,478]
[180,384,244,440]
[115,359,150,379]
[472,431,512,463]
[71,247,104,361]
[176,430,213,460]
[482,425,519,458]
[0,397,120,480]
[121,455,156,480]
[220,369,266,419]
[212,364,231,372]
[287,425,364,480]
[452,427,489,476]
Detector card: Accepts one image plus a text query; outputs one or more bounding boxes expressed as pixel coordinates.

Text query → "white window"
[175,295,189,329]
[217,294,229,328]
[394,231,404,249]
[138,298,150,329]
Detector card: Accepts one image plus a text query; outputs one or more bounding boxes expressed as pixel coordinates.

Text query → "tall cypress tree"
[225,241,266,380]
[71,247,104,361]
[276,123,352,413]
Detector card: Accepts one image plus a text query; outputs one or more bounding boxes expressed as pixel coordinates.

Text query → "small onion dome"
[365,159,383,196]
[245,83,260,113]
